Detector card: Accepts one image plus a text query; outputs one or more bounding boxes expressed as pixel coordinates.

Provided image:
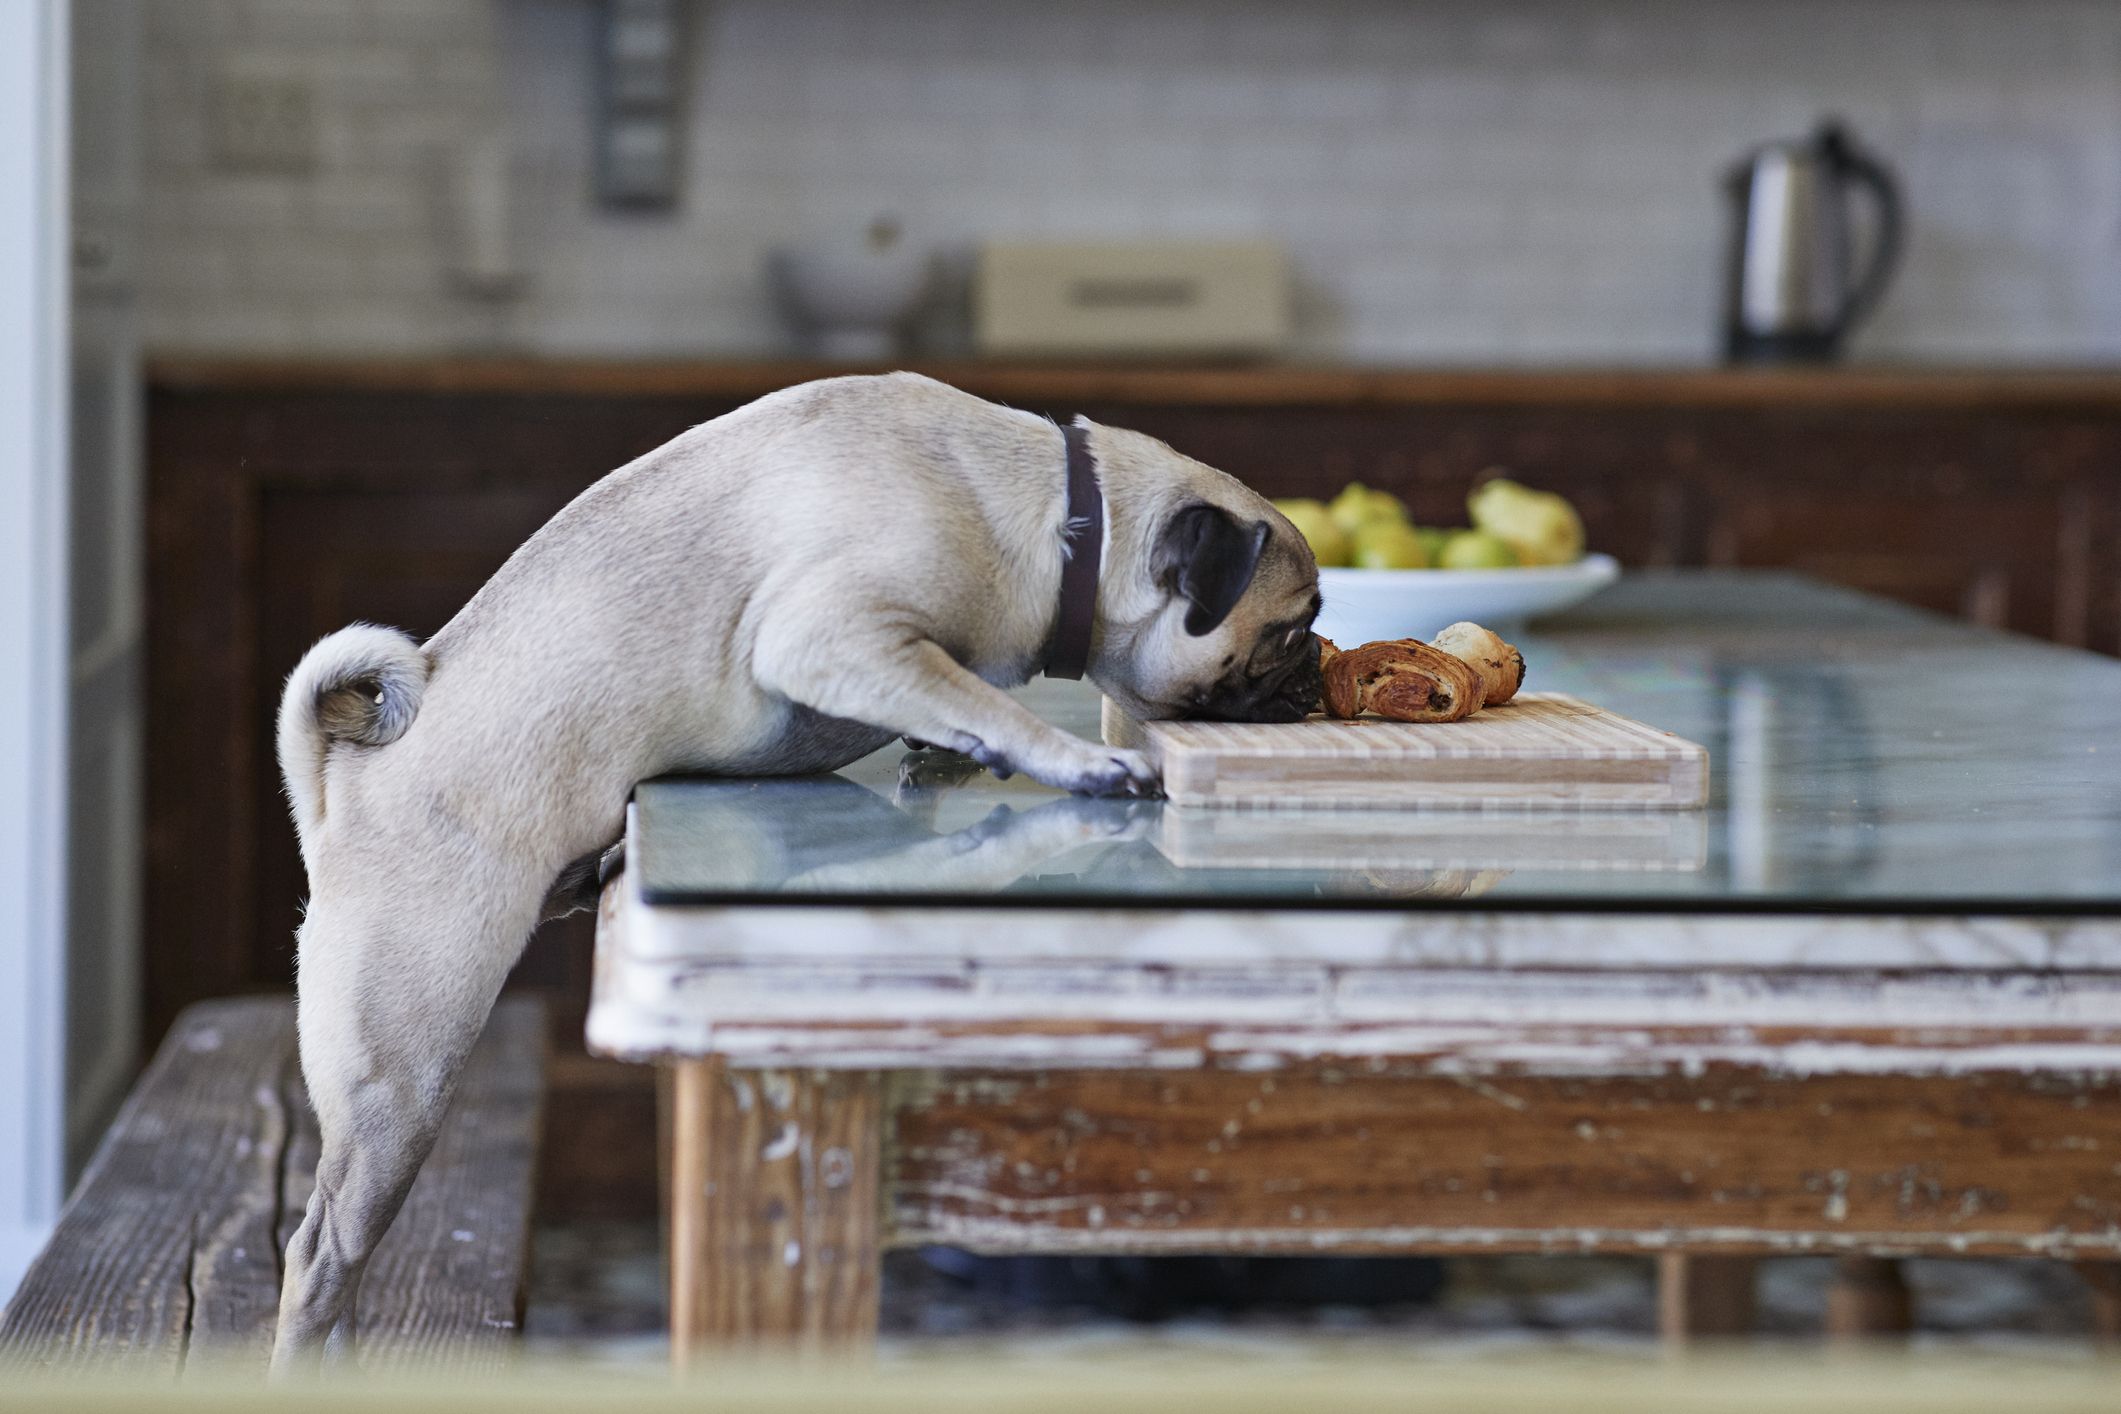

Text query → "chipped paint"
[589,876,2121,1073]
[1451,1075,1531,1112]
[1823,1171,1849,1223]
[606,891,2121,975]
[887,1215,2121,1258]
[760,1122,800,1162]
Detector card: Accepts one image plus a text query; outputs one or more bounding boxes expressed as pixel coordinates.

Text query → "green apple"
[1439,529,1520,570]
[1413,526,1454,563]
[1272,497,1351,567]
[1467,477,1585,567]
[1329,482,1409,534]
[1351,520,1430,569]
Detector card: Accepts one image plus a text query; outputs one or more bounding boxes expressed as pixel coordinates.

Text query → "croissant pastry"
[1429,621,1526,706]
[1318,636,1486,723]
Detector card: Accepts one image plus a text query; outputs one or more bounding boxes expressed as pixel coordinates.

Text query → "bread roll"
[1429,621,1526,706]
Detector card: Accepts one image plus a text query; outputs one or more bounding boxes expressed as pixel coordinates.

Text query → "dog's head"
[1092,431,1322,724]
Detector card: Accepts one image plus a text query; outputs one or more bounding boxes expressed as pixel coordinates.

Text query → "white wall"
[66,0,147,1178]
[0,0,73,1301]
[135,0,2121,365]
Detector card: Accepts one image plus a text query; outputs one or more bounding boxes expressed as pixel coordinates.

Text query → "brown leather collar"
[1042,419,1103,680]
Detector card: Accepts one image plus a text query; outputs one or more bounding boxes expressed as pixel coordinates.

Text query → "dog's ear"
[1153,503,1272,637]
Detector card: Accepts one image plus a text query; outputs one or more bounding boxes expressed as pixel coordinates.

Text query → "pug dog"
[269,371,1321,1370]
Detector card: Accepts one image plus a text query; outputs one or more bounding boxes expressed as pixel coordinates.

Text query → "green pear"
[1467,477,1585,566]
[1439,529,1520,570]
[1351,520,1430,569]
[1329,482,1409,534]
[1272,497,1352,567]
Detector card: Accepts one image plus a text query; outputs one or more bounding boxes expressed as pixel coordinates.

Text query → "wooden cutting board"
[1102,693,1708,809]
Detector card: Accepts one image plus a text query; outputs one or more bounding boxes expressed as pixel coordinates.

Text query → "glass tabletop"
[630,573,2121,914]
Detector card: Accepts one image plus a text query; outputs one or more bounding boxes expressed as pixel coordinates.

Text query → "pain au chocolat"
[1318,636,1486,723]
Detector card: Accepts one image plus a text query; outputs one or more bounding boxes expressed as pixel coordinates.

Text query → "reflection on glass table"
[634,574,2121,913]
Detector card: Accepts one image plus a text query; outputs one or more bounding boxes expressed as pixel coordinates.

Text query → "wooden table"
[588,574,2121,1361]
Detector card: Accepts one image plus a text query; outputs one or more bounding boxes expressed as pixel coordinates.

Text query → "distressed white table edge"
[589,809,2121,1076]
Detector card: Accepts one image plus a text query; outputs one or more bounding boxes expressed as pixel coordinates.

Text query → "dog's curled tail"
[277,623,429,854]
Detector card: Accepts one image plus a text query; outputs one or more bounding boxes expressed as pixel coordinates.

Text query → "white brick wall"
[140,0,2121,363]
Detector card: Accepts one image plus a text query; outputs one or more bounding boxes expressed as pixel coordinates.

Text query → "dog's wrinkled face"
[1110,494,1324,723]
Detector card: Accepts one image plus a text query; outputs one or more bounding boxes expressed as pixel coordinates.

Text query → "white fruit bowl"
[1315,554,1620,646]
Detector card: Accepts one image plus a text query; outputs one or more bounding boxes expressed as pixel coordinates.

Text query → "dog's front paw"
[1036,742,1162,799]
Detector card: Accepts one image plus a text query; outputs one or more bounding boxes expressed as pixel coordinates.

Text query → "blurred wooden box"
[974,240,1290,358]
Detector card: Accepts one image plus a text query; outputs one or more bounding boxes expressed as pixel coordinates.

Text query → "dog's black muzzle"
[1191,637,1323,724]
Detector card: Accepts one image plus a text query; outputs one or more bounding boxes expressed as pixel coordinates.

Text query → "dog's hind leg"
[269,881,540,1375]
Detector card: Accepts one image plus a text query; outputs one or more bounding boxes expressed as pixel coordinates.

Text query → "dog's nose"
[1216,673,1320,724]
[1282,655,1323,712]
[1215,696,1308,723]
[1192,636,1325,723]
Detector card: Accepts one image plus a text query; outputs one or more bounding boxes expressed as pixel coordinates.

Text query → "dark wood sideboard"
[144,359,2121,1209]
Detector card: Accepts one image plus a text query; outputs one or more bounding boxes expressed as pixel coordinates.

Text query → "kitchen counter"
[146,355,2121,411]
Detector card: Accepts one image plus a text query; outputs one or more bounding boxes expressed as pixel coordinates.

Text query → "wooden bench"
[0,996,544,1374]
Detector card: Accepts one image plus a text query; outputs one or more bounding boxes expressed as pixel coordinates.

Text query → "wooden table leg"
[667,1060,882,1367]
[1658,1254,1758,1346]
[1826,1256,1913,1340]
